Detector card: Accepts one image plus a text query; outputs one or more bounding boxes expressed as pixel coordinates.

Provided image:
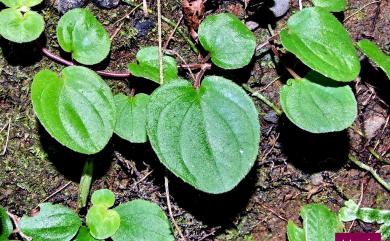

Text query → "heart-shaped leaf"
[280,7,360,82]
[20,203,81,241]
[312,0,346,12]
[287,204,343,241]
[57,8,111,65]
[114,93,150,143]
[1,0,43,8]
[128,47,178,84]
[358,39,390,79]
[31,66,116,154]
[112,200,174,241]
[91,189,115,208]
[0,206,13,240]
[0,8,44,43]
[147,76,260,193]
[86,206,120,240]
[74,227,98,241]
[280,71,357,133]
[198,13,256,69]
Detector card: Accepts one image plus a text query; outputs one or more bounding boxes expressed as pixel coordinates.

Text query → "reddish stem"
[41,47,131,79]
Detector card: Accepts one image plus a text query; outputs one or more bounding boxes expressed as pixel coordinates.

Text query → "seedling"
[0,0,45,43]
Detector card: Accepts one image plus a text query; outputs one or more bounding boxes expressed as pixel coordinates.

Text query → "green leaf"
[358,39,390,79]
[20,203,81,241]
[147,76,260,193]
[112,200,174,241]
[380,224,390,241]
[114,93,150,143]
[0,8,44,43]
[56,8,111,65]
[1,0,43,8]
[128,47,179,84]
[91,189,116,208]
[280,7,360,82]
[31,66,116,154]
[198,13,256,69]
[0,206,12,240]
[339,199,390,224]
[287,220,305,241]
[74,227,98,241]
[312,0,346,12]
[300,204,343,241]
[280,71,357,133]
[86,206,120,240]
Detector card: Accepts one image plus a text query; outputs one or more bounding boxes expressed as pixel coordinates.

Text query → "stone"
[92,0,120,9]
[56,0,88,14]
[310,173,323,186]
[364,115,386,139]
[269,0,290,18]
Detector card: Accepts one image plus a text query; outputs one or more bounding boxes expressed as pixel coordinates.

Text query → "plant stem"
[242,84,283,116]
[157,0,164,85]
[41,48,131,78]
[78,158,94,208]
[123,1,199,54]
[348,153,390,192]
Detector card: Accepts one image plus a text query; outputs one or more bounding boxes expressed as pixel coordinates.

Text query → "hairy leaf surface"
[112,200,174,241]
[31,66,116,154]
[147,76,260,193]
[198,13,256,69]
[280,7,360,82]
[0,205,12,240]
[287,221,305,241]
[20,203,81,241]
[74,227,98,241]
[280,71,357,133]
[128,47,178,84]
[312,0,346,12]
[57,8,111,65]
[1,0,43,8]
[0,8,44,43]
[358,39,390,79]
[114,93,150,143]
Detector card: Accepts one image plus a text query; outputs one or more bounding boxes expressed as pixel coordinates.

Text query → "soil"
[0,0,389,240]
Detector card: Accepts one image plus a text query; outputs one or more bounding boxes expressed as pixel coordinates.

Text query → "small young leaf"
[57,8,111,65]
[380,225,390,241]
[91,189,115,208]
[312,0,346,12]
[358,39,390,79]
[74,227,98,241]
[147,77,260,193]
[20,203,81,241]
[287,220,305,241]
[280,7,360,82]
[280,71,357,133]
[112,200,174,241]
[114,93,150,143]
[128,47,178,84]
[0,8,44,43]
[198,13,256,69]
[86,206,120,240]
[0,206,13,240]
[300,204,343,241]
[31,66,116,154]
[1,0,43,8]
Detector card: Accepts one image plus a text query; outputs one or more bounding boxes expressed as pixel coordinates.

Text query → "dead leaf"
[182,0,205,40]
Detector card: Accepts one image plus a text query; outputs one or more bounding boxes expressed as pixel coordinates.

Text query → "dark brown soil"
[0,0,389,240]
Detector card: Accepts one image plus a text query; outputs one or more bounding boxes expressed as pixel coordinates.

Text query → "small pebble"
[246,20,259,31]
[269,0,290,17]
[364,115,386,139]
[56,0,87,14]
[264,112,278,124]
[135,19,155,37]
[92,0,120,9]
[310,173,323,186]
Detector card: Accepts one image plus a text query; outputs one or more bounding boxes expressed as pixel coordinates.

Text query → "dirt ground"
[0,0,389,240]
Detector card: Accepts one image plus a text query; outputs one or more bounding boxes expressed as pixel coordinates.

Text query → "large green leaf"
[0,206,12,240]
[114,93,150,143]
[31,66,116,154]
[312,0,346,12]
[280,7,360,82]
[198,13,256,69]
[56,8,111,65]
[1,0,43,8]
[358,39,390,79]
[0,8,44,43]
[112,200,174,241]
[128,47,178,84]
[20,203,81,241]
[74,227,98,241]
[280,71,357,133]
[287,221,305,241]
[147,76,260,193]
[288,204,343,241]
